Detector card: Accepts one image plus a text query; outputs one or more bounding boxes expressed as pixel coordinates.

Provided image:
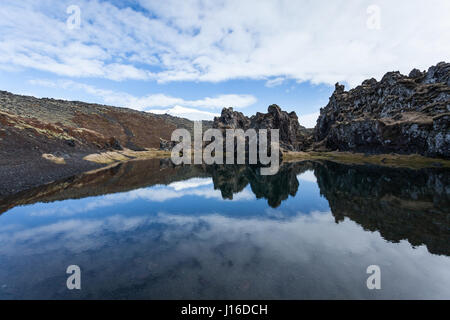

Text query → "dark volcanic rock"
[213,105,313,151]
[314,62,450,158]
[108,137,123,150]
[213,107,250,130]
[65,139,76,147]
[159,138,177,151]
[250,105,313,151]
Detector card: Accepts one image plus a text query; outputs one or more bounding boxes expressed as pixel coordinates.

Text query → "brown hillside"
[0,90,176,151]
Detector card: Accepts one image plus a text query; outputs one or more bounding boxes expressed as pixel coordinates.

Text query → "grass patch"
[283,151,450,169]
[83,148,172,164]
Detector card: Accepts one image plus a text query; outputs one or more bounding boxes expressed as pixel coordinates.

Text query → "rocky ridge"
[213,104,313,151]
[0,90,202,195]
[1,62,449,196]
[212,62,449,158]
[314,62,450,158]
[0,90,181,152]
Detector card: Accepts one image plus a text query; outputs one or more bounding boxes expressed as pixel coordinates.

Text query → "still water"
[0,159,449,299]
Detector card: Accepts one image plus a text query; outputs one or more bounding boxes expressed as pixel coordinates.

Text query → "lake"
[0,159,449,299]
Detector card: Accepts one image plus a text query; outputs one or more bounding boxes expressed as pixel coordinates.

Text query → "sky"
[0,1,449,127]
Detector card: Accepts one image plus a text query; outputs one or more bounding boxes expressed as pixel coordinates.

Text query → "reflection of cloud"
[123,184,255,202]
[0,215,150,253]
[1,210,449,299]
[230,189,254,201]
[29,177,253,217]
[169,178,213,191]
[129,186,222,202]
[0,210,435,259]
[297,170,316,183]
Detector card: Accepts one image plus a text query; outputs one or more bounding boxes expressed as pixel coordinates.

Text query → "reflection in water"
[0,159,449,299]
[315,162,450,256]
[207,162,312,208]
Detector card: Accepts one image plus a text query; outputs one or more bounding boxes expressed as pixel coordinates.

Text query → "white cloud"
[265,77,286,87]
[1,0,449,86]
[298,112,320,128]
[188,94,257,109]
[29,78,255,120]
[148,106,219,120]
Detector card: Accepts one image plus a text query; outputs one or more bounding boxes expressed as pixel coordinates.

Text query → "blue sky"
[0,0,449,127]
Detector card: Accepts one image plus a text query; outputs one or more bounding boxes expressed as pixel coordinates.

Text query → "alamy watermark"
[66,265,81,290]
[171,121,280,175]
[366,265,381,290]
[66,5,81,30]
[366,5,381,30]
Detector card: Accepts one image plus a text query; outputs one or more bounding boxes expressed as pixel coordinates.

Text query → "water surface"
[0,159,449,299]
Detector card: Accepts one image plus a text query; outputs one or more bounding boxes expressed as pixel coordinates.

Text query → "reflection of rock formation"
[0,160,315,214]
[207,162,314,207]
[314,161,450,255]
[0,159,209,215]
[1,156,449,256]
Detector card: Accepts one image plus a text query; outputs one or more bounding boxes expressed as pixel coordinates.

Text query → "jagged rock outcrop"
[213,107,251,130]
[213,105,313,151]
[314,62,450,158]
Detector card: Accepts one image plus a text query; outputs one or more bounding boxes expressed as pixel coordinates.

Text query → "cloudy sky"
[0,0,449,127]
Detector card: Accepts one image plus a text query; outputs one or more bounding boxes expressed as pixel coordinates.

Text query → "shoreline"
[283,151,450,169]
[0,148,172,198]
[1,148,448,200]
[84,149,450,170]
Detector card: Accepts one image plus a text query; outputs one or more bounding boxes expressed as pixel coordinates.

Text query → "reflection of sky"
[0,171,449,299]
[1,173,330,225]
